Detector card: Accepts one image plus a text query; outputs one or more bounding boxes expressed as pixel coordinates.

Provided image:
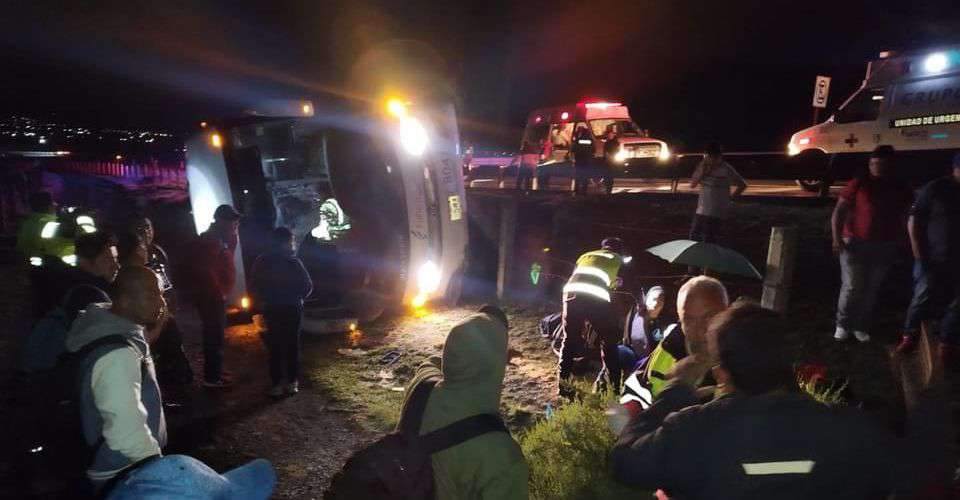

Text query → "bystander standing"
[688,142,746,274]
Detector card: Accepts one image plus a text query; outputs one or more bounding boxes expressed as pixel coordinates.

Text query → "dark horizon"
[3,0,960,151]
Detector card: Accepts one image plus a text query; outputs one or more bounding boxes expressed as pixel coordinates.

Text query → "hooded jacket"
[65,303,166,486]
[249,248,313,310]
[398,313,529,500]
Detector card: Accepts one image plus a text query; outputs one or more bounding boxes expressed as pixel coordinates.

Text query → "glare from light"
[386,98,408,119]
[924,52,949,73]
[658,146,671,162]
[115,155,123,160]
[40,221,60,239]
[38,137,46,144]
[614,148,627,162]
[30,257,42,267]
[62,254,77,266]
[302,103,313,115]
[66,206,77,213]
[798,137,810,145]
[349,323,357,331]
[399,116,429,156]
[76,215,94,226]
[240,296,251,310]
[622,255,633,264]
[210,133,223,148]
[80,224,97,234]
[29,446,43,453]
[584,102,622,109]
[535,116,542,123]
[311,221,331,240]
[411,293,428,309]
[871,95,884,101]
[560,112,570,120]
[200,121,208,128]
[417,260,442,295]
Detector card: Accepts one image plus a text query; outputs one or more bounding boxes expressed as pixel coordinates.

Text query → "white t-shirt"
[693,159,745,218]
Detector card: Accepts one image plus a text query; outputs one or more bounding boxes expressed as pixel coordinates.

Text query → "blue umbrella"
[646,239,762,279]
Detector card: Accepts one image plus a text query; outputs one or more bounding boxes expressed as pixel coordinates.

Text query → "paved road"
[468,177,843,198]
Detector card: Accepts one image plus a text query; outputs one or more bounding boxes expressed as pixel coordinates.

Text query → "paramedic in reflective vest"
[558,237,630,395]
[16,192,77,315]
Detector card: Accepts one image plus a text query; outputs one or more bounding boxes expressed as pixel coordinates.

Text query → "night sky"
[2,0,959,150]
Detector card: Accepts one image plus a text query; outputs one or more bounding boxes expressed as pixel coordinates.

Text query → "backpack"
[14,334,136,492]
[325,377,508,500]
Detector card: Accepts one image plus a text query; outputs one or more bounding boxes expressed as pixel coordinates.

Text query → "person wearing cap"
[194,204,241,388]
[898,153,960,359]
[558,237,632,396]
[831,145,913,343]
[106,454,275,500]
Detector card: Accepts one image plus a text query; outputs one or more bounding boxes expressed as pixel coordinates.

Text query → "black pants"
[264,306,303,386]
[196,295,226,383]
[153,316,194,386]
[516,167,534,190]
[558,293,622,392]
[688,214,722,274]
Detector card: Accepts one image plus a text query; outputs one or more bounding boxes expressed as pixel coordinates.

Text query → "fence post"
[497,198,518,301]
[761,226,798,313]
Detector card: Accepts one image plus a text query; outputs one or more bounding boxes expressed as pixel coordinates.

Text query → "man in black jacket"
[250,227,313,397]
[612,301,902,499]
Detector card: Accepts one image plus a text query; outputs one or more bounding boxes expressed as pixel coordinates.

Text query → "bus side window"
[835,88,885,124]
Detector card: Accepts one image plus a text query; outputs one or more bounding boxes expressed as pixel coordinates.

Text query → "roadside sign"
[812,76,831,108]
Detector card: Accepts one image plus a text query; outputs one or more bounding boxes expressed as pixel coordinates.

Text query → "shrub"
[519,383,653,500]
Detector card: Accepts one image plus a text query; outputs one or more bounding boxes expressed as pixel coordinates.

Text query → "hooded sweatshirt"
[398,313,529,500]
[65,303,166,486]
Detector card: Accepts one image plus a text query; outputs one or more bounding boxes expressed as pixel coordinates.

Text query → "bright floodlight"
[924,52,949,73]
[399,116,429,156]
[386,98,408,118]
[210,133,223,148]
[301,102,313,116]
[417,260,442,295]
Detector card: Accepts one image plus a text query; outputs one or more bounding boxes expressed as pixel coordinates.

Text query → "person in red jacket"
[195,204,240,388]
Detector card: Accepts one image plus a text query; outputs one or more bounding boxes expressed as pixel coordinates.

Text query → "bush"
[519,384,653,500]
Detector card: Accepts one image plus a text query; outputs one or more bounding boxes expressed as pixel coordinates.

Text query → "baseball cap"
[107,455,276,500]
[213,204,241,221]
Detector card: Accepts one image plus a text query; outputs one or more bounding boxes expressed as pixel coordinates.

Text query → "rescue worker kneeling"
[558,237,630,396]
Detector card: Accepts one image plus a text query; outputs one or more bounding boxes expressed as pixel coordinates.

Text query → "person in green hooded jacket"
[397,306,529,500]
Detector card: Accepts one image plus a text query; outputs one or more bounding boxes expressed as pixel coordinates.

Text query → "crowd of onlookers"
[6,145,959,499]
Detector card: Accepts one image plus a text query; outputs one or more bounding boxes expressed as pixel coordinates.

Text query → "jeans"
[904,261,960,344]
[196,295,226,383]
[836,240,899,332]
[558,293,622,392]
[263,306,303,386]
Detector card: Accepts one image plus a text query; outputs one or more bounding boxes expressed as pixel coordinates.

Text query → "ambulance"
[521,101,672,176]
[788,48,960,190]
[185,97,468,329]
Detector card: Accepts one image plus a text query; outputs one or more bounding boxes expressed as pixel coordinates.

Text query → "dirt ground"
[0,171,931,498]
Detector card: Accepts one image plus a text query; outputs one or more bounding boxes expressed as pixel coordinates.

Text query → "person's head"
[601,237,625,255]
[29,191,55,213]
[76,232,120,283]
[704,141,723,159]
[707,301,795,395]
[869,145,895,178]
[116,231,148,268]
[677,276,729,352]
[212,204,241,235]
[128,216,155,247]
[111,266,165,329]
[439,305,510,412]
[644,286,666,318]
[952,152,960,182]
[271,226,295,254]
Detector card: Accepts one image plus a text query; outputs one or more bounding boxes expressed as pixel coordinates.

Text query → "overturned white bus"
[185,97,467,331]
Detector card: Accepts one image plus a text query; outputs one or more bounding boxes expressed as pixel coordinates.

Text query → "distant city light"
[210,133,222,148]
[115,154,123,160]
[200,121,208,128]
[924,52,949,73]
[38,137,46,144]
[301,103,313,115]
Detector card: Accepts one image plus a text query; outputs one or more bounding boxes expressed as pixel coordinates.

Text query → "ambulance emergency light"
[924,52,949,74]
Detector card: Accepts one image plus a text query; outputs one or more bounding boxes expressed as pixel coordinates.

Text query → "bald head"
[677,276,729,358]
[112,266,165,327]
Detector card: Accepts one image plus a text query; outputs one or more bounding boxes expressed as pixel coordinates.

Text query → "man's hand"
[669,355,711,387]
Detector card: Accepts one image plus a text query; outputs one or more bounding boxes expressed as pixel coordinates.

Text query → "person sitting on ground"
[249,227,313,398]
[619,286,668,373]
[612,301,900,499]
[642,277,728,399]
[397,305,528,500]
[64,266,168,493]
[105,454,276,500]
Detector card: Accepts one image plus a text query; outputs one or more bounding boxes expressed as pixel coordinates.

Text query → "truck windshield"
[588,119,641,137]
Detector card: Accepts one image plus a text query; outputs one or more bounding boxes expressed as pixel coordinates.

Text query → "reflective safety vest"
[562,249,624,302]
[643,324,685,399]
[15,212,77,267]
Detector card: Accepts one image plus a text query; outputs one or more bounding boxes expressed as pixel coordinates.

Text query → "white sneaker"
[834,326,849,341]
[285,381,299,395]
[852,330,871,343]
[266,385,284,398]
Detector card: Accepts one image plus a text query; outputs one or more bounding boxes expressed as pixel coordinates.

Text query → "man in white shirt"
[689,142,747,249]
